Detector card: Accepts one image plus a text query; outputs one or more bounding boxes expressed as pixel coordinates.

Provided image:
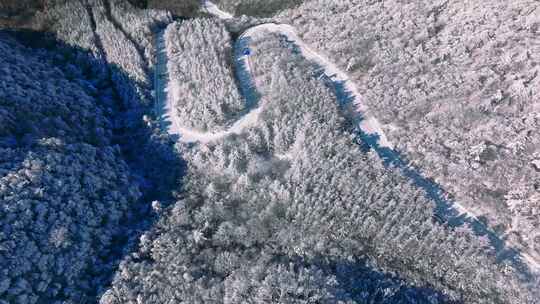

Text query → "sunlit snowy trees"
[277,0,540,260]
[44,0,101,54]
[108,0,171,66]
[165,19,245,131]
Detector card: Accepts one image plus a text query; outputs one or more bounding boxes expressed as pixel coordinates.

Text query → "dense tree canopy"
[0,32,141,303]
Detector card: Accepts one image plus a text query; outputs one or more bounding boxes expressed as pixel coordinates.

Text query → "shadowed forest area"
[0,28,183,302]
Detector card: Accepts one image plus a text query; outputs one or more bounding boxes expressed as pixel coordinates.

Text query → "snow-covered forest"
[1,0,539,303]
[0,30,141,303]
[102,31,536,303]
[1,1,180,303]
[276,0,540,259]
[165,19,244,131]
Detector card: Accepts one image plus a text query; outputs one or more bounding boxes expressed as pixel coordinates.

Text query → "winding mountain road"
[155,1,540,273]
[157,1,392,148]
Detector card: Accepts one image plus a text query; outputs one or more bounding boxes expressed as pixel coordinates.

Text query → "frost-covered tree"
[44,0,102,55]
[0,2,180,301]
[3,1,538,303]
[45,0,171,108]
[41,0,181,196]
